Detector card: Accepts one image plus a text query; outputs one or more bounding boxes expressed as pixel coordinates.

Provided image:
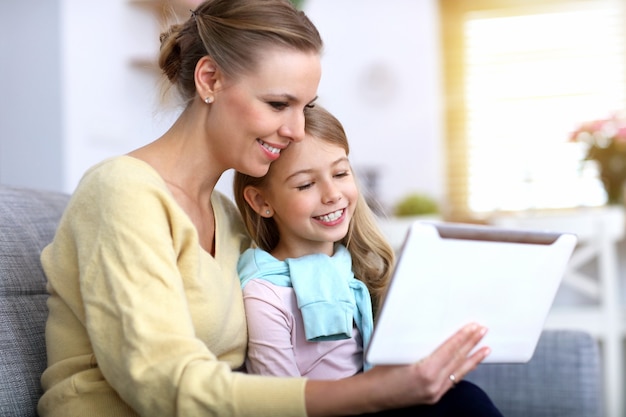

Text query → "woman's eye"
[296,183,313,191]
[269,102,288,111]
[335,171,349,178]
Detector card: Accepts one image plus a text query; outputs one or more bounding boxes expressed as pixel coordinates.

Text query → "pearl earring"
[265,210,271,215]
[204,96,213,104]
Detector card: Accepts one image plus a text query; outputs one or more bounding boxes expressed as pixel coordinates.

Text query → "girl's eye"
[269,101,288,111]
[335,171,349,178]
[296,183,313,191]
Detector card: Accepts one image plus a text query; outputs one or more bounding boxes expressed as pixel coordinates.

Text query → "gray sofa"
[0,184,604,417]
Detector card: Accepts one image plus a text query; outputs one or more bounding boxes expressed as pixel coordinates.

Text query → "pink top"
[242,279,364,379]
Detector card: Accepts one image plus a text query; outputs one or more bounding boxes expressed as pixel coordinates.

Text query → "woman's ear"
[195,56,221,101]
[243,186,273,218]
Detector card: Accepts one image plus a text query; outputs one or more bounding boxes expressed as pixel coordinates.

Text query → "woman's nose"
[278,111,306,143]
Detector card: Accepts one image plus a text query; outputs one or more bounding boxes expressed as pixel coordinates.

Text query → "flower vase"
[600,176,625,205]
[587,142,626,205]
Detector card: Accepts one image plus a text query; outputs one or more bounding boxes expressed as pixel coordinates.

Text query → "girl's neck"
[271,241,336,260]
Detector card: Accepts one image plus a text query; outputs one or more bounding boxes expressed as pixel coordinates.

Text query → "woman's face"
[209,47,321,178]
[260,135,359,259]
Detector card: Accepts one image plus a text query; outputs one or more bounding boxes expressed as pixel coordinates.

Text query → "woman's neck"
[127,113,222,255]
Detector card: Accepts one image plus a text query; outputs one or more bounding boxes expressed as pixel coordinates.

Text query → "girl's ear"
[243,186,273,218]
[195,56,221,101]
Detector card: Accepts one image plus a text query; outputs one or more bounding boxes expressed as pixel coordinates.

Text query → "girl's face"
[209,47,321,178]
[258,135,359,259]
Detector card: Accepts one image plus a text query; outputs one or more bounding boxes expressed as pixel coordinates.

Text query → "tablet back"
[366,221,578,364]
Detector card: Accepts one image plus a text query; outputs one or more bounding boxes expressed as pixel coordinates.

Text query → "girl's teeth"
[316,209,343,222]
[261,141,280,154]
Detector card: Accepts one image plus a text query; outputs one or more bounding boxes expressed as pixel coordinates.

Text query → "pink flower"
[570,112,626,146]
[615,126,626,142]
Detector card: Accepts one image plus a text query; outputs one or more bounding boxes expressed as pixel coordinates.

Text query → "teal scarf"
[238,245,373,369]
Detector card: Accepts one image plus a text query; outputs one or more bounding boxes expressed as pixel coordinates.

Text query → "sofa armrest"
[466,330,603,417]
[0,185,70,417]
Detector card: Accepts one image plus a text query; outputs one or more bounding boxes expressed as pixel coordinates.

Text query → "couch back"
[0,185,69,417]
[467,329,603,417]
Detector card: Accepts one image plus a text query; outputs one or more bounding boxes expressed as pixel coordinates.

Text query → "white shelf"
[490,205,626,417]
[127,0,194,72]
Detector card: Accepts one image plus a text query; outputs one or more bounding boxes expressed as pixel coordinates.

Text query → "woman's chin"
[239,163,271,178]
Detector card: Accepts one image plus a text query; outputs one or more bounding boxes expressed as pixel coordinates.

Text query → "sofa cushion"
[467,329,603,417]
[0,185,69,417]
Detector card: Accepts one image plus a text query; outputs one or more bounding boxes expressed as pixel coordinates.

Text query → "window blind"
[440,0,625,218]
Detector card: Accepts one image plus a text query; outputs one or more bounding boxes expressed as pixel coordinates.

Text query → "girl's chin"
[317,228,350,244]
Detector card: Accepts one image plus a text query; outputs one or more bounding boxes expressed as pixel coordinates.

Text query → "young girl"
[234,105,503,416]
[234,104,394,378]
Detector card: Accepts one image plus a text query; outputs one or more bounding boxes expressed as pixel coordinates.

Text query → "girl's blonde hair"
[234,105,395,315]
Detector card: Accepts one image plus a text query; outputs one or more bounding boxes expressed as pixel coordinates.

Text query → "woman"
[38,1,494,416]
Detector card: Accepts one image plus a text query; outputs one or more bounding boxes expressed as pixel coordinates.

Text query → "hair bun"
[158,25,184,83]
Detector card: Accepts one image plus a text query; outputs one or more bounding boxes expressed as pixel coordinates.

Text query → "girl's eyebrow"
[284,156,349,181]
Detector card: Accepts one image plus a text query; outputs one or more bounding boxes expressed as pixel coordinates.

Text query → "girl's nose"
[322,183,342,204]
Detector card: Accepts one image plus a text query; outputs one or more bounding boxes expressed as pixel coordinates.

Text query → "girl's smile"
[313,208,347,225]
[244,134,359,259]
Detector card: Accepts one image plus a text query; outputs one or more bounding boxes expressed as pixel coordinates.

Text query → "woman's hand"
[305,323,490,416]
[368,322,490,409]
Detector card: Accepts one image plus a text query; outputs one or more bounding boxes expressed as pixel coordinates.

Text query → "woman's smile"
[257,138,284,161]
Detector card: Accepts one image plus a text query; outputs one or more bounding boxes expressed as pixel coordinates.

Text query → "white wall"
[305,0,444,212]
[60,0,180,194]
[0,0,64,191]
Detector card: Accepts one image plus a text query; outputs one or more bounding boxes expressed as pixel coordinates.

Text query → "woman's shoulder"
[67,156,174,219]
[79,155,167,191]
[81,155,164,188]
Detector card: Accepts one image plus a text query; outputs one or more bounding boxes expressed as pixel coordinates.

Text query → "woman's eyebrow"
[306,95,319,106]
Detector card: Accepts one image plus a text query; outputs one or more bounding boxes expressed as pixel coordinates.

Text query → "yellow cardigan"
[38,156,307,417]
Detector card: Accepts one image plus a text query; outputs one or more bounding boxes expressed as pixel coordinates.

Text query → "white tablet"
[366,220,578,364]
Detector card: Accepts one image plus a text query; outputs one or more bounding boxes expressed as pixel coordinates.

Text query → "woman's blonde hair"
[234,105,395,315]
[158,0,323,104]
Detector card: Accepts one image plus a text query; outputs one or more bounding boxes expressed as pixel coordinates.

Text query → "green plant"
[289,0,305,9]
[393,193,439,217]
